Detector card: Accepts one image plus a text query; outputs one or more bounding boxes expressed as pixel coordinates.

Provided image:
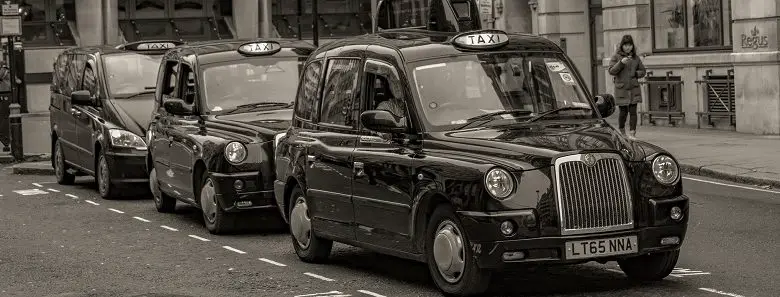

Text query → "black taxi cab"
[146,39,315,234]
[273,29,689,296]
[50,40,184,199]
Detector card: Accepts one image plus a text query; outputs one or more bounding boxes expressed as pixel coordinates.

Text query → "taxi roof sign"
[452,30,509,50]
[238,41,282,56]
[117,40,184,52]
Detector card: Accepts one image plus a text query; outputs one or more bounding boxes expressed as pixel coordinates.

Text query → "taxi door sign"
[238,41,282,56]
[453,30,509,50]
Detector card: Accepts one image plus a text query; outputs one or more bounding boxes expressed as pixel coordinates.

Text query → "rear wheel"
[618,250,679,281]
[150,168,176,213]
[53,139,75,185]
[200,175,237,234]
[289,186,332,263]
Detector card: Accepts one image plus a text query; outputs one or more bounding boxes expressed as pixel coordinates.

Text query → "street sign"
[0,15,20,36]
[479,0,493,15]
[1,3,18,16]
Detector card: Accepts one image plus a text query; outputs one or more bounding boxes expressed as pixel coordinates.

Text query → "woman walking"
[608,34,646,139]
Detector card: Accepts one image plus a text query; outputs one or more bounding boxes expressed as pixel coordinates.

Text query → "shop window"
[19,0,76,47]
[118,0,233,42]
[651,0,731,51]
[270,0,372,39]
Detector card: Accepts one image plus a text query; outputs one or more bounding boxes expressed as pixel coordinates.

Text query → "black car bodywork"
[146,39,314,234]
[274,29,689,296]
[49,40,183,199]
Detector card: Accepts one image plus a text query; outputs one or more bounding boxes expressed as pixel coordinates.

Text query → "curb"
[680,164,780,190]
[11,162,55,176]
[0,153,52,164]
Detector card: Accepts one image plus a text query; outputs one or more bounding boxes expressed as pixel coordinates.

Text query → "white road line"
[133,216,150,223]
[84,200,99,205]
[188,235,210,242]
[683,176,780,194]
[699,288,746,297]
[258,258,287,267]
[108,208,124,214]
[294,292,343,297]
[47,188,60,192]
[66,194,78,199]
[357,290,386,297]
[222,246,247,254]
[32,183,42,187]
[160,225,178,231]
[303,272,335,282]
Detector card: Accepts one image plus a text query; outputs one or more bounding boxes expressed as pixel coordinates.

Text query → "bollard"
[9,103,22,160]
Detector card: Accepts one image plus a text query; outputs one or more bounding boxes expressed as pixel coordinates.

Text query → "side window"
[365,60,407,120]
[66,54,87,95]
[159,60,179,99]
[82,63,98,96]
[179,64,196,106]
[52,54,70,94]
[294,60,323,121]
[319,59,361,128]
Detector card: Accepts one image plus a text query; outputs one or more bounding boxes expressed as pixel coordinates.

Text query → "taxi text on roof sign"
[136,42,177,50]
[238,41,282,56]
[453,30,510,50]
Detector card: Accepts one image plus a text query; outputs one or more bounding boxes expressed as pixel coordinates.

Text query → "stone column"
[234,0,260,39]
[535,0,590,90]
[493,0,532,33]
[103,0,119,44]
[76,0,104,46]
[731,0,780,134]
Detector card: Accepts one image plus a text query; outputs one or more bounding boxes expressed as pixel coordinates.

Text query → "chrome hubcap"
[200,179,217,224]
[290,196,311,249]
[98,157,109,194]
[433,220,465,283]
[54,144,64,178]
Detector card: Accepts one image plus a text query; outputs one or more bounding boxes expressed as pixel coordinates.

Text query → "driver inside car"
[374,76,407,123]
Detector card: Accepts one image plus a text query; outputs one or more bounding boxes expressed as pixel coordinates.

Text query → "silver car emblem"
[582,154,597,167]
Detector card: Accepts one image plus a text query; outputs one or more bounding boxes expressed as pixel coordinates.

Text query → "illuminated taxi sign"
[452,30,509,50]
[238,41,282,56]
[136,42,177,50]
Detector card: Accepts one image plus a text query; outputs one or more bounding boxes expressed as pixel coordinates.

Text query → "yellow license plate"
[565,235,638,260]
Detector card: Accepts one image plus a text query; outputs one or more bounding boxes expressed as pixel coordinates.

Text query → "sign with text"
[741,26,769,50]
[0,15,20,36]
[1,3,18,16]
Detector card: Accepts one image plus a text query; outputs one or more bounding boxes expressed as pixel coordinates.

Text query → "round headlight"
[484,167,514,199]
[652,155,679,184]
[224,142,247,164]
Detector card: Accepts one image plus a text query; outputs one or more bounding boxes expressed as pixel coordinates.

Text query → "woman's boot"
[628,130,637,140]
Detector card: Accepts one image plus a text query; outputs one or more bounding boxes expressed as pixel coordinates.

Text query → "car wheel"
[425,205,491,297]
[618,250,679,281]
[54,139,75,185]
[289,186,332,263]
[97,153,119,199]
[200,175,236,234]
[150,168,176,213]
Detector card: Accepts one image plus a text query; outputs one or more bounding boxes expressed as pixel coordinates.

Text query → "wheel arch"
[412,191,452,254]
[192,159,208,201]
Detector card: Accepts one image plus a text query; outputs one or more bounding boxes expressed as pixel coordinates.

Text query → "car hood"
[424,120,649,171]
[106,95,155,137]
[206,109,293,143]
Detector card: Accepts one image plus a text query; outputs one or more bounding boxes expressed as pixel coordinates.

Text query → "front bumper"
[105,151,148,183]
[210,171,276,212]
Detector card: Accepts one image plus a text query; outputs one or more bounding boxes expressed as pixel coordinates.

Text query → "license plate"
[565,235,638,260]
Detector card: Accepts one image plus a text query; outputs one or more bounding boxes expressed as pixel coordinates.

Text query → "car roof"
[312,29,564,62]
[168,38,317,65]
[60,39,186,56]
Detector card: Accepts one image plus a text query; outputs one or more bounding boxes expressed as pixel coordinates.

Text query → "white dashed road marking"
[66,194,78,199]
[47,188,60,192]
[188,235,210,242]
[670,267,711,277]
[304,272,335,282]
[84,200,99,206]
[160,225,178,231]
[357,290,386,297]
[258,258,287,267]
[222,246,246,254]
[32,183,42,187]
[699,288,745,297]
[14,189,48,196]
[133,216,150,223]
[294,291,347,297]
[108,208,124,214]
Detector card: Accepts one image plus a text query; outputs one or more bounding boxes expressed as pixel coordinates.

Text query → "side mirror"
[163,98,196,116]
[594,94,616,118]
[360,110,407,134]
[71,90,95,106]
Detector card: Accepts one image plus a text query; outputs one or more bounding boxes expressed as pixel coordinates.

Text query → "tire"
[618,250,680,281]
[425,205,491,297]
[150,168,176,213]
[97,153,119,199]
[199,174,237,234]
[53,139,75,185]
[289,186,332,263]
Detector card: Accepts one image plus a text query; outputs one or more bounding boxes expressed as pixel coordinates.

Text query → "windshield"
[103,54,163,97]
[410,52,595,131]
[201,57,302,113]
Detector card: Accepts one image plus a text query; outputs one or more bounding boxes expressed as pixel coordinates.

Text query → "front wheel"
[425,205,491,296]
[53,139,75,185]
[618,250,680,281]
[200,175,237,234]
[150,168,176,213]
[97,153,119,199]
[289,187,332,263]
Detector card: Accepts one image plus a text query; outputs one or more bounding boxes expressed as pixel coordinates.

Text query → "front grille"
[554,153,634,235]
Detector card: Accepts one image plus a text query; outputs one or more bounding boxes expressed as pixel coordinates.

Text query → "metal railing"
[638,71,685,126]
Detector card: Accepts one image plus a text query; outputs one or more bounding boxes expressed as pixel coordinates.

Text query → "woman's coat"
[608,48,646,106]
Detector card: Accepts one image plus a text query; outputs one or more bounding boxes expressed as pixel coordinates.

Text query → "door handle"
[307,155,316,162]
[70,108,81,117]
[354,162,365,178]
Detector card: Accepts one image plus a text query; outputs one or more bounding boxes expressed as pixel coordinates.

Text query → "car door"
[166,62,199,200]
[73,55,100,172]
[351,59,417,251]
[302,58,362,240]
[152,60,180,194]
[51,53,79,164]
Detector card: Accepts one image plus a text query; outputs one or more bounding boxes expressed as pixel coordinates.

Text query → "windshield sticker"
[212,106,223,111]
[451,119,467,125]
[559,72,576,85]
[571,102,590,108]
[546,62,566,72]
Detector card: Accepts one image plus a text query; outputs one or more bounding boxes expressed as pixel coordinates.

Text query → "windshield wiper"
[525,106,592,123]
[119,89,156,99]
[455,109,533,130]
[234,102,292,109]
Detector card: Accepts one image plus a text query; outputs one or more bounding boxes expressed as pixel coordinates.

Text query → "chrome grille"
[554,153,634,235]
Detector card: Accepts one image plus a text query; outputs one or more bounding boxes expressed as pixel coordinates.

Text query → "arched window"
[269,0,372,41]
[19,0,76,47]
[118,0,234,42]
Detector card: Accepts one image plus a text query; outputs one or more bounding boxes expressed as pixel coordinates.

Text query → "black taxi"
[273,29,689,296]
[50,40,183,199]
[146,39,315,234]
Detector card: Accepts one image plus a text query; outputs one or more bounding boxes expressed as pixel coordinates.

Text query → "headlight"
[484,167,514,199]
[224,141,247,164]
[109,129,147,150]
[652,155,679,185]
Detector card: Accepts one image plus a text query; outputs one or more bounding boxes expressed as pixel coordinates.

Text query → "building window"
[118,0,233,42]
[19,0,76,47]
[651,0,731,51]
[271,0,372,40]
